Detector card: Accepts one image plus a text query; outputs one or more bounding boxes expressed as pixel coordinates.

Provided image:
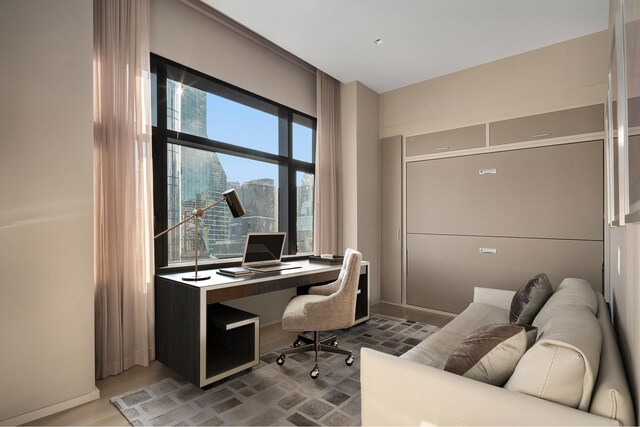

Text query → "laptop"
[241,232,301,272]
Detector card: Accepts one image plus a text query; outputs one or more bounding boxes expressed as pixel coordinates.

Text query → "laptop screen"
[242,233,286,266]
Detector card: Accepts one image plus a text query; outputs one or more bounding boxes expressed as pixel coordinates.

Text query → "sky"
[152,75,314,187]
[206,93,313,186]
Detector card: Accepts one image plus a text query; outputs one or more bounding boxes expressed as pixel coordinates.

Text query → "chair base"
[277,331,354,379]
[294,333,337,347]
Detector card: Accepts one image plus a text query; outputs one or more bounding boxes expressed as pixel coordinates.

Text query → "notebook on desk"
[241,233,301,272]
[217,267,254,278]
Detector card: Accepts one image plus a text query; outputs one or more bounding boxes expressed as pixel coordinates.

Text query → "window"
[152,55,316,269]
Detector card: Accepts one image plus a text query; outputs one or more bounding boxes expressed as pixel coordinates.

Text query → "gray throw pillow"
[444,324,537,386]
[509,273,553,325]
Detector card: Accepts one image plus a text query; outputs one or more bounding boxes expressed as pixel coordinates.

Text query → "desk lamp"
[154,189,245,281]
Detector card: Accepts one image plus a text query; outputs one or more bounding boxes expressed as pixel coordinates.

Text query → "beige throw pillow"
[444,324,537,386]
[510,273,553,325]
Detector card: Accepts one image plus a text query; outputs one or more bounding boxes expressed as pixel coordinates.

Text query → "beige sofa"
[361,278,635,426]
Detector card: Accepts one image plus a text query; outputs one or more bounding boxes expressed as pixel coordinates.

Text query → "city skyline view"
[165,80,314,264]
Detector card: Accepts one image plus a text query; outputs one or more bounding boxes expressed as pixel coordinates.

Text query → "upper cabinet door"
[489,105,604,146]
[406,124,486,156]
[406,141,603,241]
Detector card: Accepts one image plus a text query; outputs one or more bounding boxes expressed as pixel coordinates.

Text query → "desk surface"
[159,259,369,292]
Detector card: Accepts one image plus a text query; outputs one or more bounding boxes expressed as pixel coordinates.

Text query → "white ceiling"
[202,0,609,93]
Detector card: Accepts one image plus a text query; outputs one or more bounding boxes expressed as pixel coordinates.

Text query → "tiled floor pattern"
[111,314,439,426]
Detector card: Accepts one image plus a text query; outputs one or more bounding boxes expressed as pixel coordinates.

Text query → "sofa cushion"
[401,303,509,368]
[509,273,553,325]
[444,323,537,386]
[504,305,602,410]
[532,278,598,330]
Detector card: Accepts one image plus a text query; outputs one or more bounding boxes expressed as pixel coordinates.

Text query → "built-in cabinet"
[380,136,402,304]
[406,141,603,313]
[406,142,603,240]
[381,104,606,314]
[407,233,603,314]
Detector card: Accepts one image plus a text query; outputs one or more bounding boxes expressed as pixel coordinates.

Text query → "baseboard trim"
[1,387,100,426]
[260,318,283,328]
[377,300,457,318]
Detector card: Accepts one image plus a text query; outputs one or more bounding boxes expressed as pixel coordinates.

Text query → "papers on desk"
[217,267,254,278]
[309,255,344,265]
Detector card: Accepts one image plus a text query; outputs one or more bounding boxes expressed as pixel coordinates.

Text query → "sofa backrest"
[590,293,635,426]
[504,278,602,411]
[532,277,598,329]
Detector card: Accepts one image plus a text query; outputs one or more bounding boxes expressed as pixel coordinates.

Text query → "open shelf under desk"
[204,304,259,385]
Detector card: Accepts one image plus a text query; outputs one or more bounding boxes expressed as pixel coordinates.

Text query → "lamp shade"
[223,189,245,218]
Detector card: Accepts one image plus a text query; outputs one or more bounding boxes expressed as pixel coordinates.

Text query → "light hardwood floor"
[27,303,452,426]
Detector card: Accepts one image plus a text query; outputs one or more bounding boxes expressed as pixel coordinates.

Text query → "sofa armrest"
[361,348,620,426]
[473,287,516,310]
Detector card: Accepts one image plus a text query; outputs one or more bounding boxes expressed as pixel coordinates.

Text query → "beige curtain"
[314,71,341,255]
[93,0,155,379]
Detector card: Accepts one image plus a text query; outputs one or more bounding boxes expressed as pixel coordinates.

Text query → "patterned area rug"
[111,314,439,426]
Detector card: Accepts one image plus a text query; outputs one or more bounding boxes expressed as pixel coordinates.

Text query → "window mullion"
[153,61,169,269]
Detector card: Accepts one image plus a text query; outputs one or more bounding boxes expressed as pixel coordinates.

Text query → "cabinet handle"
[532,133,551,138]
[396,228,401,240]
[479,168,497,175]
[435,147,450,152]
[479,248,497,254]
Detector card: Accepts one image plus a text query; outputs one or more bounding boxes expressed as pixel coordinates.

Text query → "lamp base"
[182,272,211,281]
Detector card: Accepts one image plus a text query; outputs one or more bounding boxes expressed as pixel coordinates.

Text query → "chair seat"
[282,294,326,331]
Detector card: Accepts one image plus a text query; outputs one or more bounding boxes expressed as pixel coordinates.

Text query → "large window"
[152,55,316,269]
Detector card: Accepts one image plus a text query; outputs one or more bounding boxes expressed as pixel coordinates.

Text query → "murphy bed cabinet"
[393,104,605,314]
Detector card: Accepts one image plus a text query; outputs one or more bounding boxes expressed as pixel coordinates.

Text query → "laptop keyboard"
[255,263,281,268]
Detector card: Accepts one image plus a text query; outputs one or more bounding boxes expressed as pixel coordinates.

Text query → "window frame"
[151,54,316,273]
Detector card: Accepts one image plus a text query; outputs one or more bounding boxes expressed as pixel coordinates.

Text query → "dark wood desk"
[155,260,370,387]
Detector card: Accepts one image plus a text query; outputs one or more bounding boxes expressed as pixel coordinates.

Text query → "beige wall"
[380,30,609,138]
[150,0,316,117]
[0,0,96,424]
[150,0,316,324]
[341,81,381,303]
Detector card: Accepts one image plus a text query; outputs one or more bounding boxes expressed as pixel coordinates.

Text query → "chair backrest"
[332,248,363,327]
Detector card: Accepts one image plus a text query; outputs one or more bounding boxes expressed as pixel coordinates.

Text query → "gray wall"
[0,0,96,423]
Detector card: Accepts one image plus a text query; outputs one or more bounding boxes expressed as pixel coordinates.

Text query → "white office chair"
[276,248,363,379]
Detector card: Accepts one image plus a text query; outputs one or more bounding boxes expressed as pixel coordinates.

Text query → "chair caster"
[310,365,320,379]
[277,354,286,365]
[330,340,338,347]
[345,354,354,366]
[293,339,303,347]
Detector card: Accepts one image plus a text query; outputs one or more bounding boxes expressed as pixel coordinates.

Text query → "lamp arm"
[199,195,227,216]
[153,196,226,239]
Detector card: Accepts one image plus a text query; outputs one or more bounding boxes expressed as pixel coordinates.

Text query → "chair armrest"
[361,348,619,426]
[308,280,340,296]
[473,287,516,310]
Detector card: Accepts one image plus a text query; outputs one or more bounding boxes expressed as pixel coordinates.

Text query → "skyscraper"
[166,81,230,262]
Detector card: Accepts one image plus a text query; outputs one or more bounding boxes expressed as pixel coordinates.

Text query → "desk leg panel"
[155,276,200,385]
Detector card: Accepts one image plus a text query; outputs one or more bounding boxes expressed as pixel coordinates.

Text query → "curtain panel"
[93,0,155,379]
[314,71,341,255]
